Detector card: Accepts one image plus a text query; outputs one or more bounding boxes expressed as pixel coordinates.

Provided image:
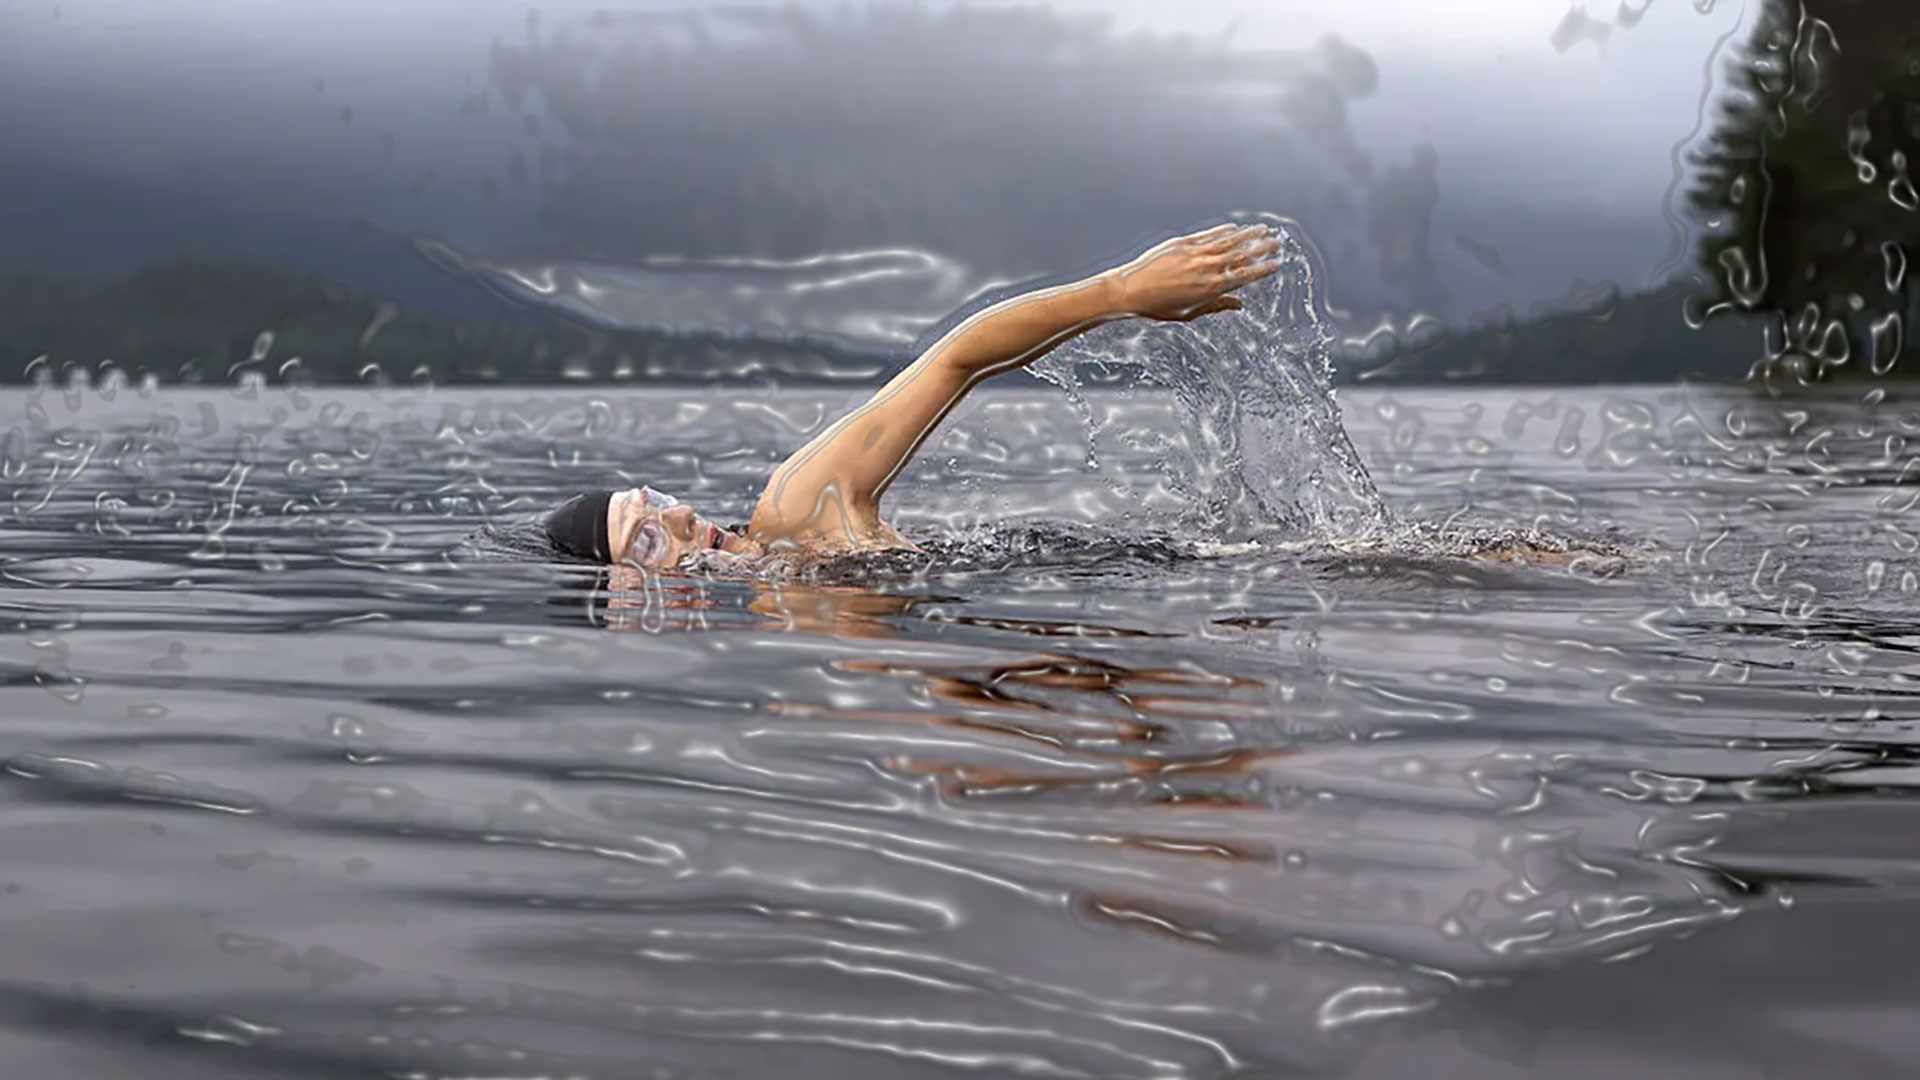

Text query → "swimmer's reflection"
[830,653,1288,809]
[560,572,1297,807]
[562,570,1290,876]
[742,578,938,639]
[552,564,938,637]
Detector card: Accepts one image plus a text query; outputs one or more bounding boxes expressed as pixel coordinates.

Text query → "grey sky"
[0,0,1752,350]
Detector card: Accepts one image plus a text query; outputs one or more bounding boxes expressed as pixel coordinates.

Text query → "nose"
[662,504,697,538]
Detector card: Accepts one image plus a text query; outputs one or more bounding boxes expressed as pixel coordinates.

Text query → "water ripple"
[2,383,1914,1076]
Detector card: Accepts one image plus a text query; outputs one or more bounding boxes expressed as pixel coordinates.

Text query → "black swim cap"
[542,490,615,563]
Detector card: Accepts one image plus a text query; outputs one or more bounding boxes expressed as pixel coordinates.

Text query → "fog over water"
[0,0,1747,347]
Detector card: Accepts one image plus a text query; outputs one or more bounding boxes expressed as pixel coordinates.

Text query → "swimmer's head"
[543,487,759,569]
[541,490,616,563]
[609,487,761,570]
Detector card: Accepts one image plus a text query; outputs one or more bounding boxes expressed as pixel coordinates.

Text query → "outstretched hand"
[1107,223,1283,322]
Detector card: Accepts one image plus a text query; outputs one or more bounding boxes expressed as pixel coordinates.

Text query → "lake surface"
[3,378,1919,1079]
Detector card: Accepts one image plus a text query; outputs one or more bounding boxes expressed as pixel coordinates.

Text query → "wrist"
[1094,267,1135,318]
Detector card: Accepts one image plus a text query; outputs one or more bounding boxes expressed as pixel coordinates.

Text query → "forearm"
[749,278,1116,534]
[924,271,1126,382]
[813,273,1128,504]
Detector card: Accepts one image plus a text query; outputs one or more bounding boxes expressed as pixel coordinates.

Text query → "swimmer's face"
[608,487,760,570]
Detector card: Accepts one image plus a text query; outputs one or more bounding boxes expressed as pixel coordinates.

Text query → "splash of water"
[1031,217,1392,542]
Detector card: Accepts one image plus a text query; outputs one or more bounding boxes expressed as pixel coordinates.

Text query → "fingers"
[1187,223,1242,246]
[1195,221,1278,252]
[1193,225,1263,255]
[1192,229,1245,253]
[1199,238,1282,286]
[1212,228,1282,280]
[1236,232,1284,263]
[1225,256,1282,288]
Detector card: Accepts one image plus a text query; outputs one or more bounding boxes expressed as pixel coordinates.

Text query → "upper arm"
[748,352,971,543]
[745,269,1123,547]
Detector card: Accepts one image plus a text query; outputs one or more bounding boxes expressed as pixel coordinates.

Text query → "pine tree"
[1687,0,1918,379]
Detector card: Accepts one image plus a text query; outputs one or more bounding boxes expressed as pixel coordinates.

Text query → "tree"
[1688,0,1918,380]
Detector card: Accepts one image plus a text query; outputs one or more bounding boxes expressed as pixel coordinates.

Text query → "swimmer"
[541,222,1283,569]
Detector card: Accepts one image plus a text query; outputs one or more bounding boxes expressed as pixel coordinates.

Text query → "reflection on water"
[2,382,1919,1077]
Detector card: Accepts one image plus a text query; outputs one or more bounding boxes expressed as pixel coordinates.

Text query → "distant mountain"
[0,259,1773,389]
[0,260,894,389]
[1342,288,1769,385]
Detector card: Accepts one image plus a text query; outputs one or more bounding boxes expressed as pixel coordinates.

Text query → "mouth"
[706,522,726,551]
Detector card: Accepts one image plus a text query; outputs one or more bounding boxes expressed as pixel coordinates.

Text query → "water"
[3,373,1920,1079]
[1031,220,1390,540]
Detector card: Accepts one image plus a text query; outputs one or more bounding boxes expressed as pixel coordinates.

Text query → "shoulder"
[746,505,914,560]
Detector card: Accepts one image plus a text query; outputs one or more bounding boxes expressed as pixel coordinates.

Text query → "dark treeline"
[1687,0,1919,379]
[1,257,1777,389]
[0,261,888,390]
[1346,288,1768,384]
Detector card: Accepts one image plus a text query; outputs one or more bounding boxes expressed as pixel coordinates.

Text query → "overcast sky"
[0,0,1753,349]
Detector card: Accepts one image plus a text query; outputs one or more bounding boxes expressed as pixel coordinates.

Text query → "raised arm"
[746,222,1282,551]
